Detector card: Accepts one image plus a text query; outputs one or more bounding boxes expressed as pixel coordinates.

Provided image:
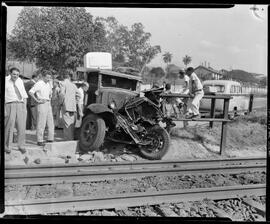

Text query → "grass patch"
[234,112,267,126]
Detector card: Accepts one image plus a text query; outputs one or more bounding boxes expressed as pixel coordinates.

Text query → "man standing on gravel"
[75,82,89,128]
[24,72,40,130]
[29,71,54,146]
[185,67,204,119]
[59,71,78,140]
[5,67,28,154]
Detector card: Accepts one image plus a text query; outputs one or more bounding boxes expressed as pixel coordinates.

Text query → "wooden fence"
[160,93,258,156]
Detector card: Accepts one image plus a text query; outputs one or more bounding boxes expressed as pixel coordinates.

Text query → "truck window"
[86,72,99,105]
[101,75,137,91]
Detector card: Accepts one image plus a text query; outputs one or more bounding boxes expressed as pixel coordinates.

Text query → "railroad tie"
[154,204,179,217]
[143,207,160,217]
[207,204,233,221]
[242,198,265,217]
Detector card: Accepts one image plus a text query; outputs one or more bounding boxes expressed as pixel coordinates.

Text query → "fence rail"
[161,93,232,155]
[160,92,266,155]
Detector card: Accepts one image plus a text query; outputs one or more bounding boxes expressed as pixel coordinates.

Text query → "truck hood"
[99,88,139,109]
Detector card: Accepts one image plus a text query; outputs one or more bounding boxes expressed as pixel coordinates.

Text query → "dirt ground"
[4,110,267,165]
[4,111,267,220]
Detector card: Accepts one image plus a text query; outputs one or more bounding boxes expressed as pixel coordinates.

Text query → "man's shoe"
[5,147,11,154]
[18,148,26,154]
[191,114,201,119]
[37,142,46,146]
[185,113,194,119]
[46,140,54,143]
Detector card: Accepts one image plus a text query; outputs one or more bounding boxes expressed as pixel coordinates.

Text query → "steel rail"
[4,184,266,215]
[5,157,266,185]
[5,156,265,171]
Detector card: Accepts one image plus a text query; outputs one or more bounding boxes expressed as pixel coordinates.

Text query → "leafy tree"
[182,55,192,68]
[148,67,165,84]
[162,52,172,66]
[259,77,267,87]
[223,70,258,84]
[166,64,180,83]
[8,7,109,76]
[99,17,161,71]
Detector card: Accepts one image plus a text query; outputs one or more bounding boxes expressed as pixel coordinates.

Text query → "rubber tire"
[139,126,170,160]
[79,114,106,152]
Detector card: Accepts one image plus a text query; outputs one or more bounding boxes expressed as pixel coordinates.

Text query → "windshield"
[203,84,225,93]
[101,74,137,91]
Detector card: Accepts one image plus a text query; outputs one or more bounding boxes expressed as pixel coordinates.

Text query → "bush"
[237,113,267,126]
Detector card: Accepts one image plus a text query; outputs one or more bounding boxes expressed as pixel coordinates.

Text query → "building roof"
[195,65,222,76]
[76,67,142,81]
[203,79,241,86]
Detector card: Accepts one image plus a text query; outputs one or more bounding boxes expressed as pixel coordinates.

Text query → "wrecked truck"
[75,66,175,160]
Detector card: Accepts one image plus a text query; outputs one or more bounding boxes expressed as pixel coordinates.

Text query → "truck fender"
[87,103,113,114]
[86,103,116,131]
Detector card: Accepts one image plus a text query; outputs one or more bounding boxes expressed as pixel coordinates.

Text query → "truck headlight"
[109,101,116,109]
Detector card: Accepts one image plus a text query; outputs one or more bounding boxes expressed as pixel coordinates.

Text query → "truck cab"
[75,67,141,110]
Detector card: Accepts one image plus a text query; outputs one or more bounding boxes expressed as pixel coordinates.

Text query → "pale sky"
[6,5,268,75]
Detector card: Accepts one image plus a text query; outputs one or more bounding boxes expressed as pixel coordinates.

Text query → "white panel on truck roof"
[83,52,112,70]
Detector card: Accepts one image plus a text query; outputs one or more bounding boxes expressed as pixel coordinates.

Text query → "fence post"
[220,98,230,155]
[183,99,188,128]
[209,97,216,128]
[248,94,254,114]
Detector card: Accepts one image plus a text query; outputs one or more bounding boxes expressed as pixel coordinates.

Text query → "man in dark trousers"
[24,73,40,130]
[59,71,78,140]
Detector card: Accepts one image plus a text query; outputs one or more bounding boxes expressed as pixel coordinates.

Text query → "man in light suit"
[5,67,28,153]
[59,71,78,140]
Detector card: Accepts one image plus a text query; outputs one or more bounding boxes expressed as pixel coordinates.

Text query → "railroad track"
[4,157,266,215]
[4,184,266,215]
[5,157,266,185]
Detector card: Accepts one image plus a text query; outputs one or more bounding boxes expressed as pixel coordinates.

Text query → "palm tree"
[162,52,173,66]
[182,55,192,68]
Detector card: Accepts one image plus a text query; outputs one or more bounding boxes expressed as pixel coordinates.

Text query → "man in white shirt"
[177,69,190,126]
[75,82,89,123]
[29,71,54,146]
[179,70,190,94]
[74,82,89,138]
[5,67,28,154]
[185,67,204,119]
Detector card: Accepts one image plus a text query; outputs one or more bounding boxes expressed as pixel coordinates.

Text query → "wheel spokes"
[142,132,163,153]
[83,121,97,142]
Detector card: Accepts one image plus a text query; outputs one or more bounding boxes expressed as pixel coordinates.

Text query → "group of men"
[162,67,204,119]
[4,67,89,154]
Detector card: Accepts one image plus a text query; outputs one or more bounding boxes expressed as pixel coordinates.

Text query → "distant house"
[219,69,229,75]
[194,65,223,80]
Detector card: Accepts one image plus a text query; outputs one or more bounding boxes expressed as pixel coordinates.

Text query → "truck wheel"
[139,126,170,160]
[79,114,106,152]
